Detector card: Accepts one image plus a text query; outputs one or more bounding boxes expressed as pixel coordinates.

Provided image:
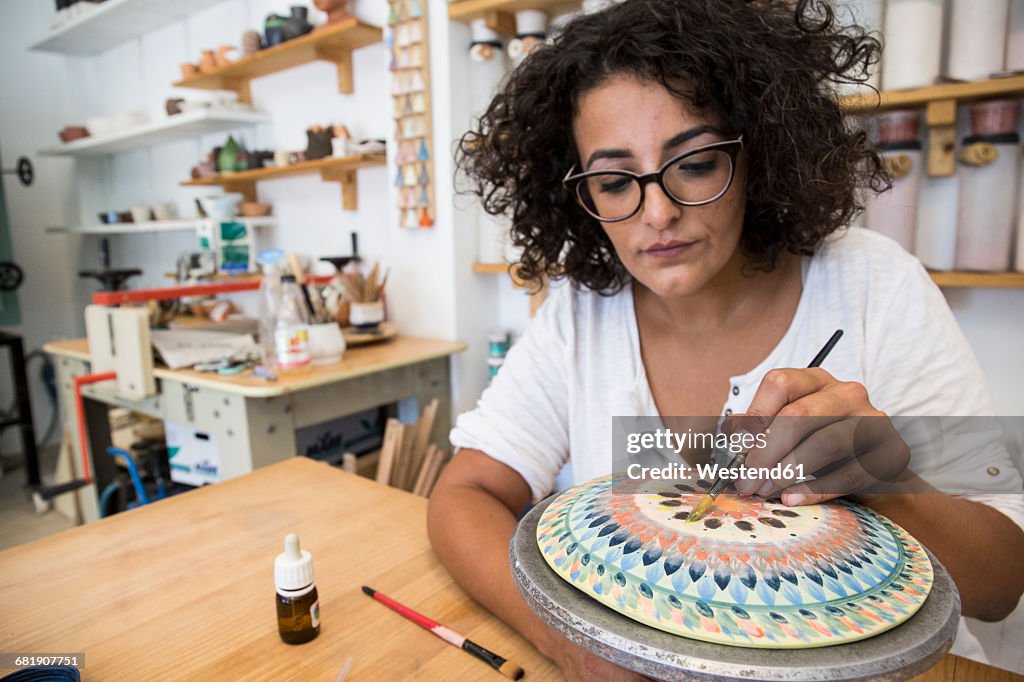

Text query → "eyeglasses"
[562,136,744,222]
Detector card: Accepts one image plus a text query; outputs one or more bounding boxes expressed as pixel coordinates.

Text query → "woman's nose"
[640,181,682,230]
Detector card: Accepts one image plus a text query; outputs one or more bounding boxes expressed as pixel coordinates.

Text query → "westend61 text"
[625,462,807,482]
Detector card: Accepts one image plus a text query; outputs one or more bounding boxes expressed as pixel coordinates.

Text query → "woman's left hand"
[730,368,911,506]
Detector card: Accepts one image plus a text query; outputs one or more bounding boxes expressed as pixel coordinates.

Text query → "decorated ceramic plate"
[536,474,933,649]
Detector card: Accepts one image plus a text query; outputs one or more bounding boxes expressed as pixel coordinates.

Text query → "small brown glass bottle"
[274,533,321,644]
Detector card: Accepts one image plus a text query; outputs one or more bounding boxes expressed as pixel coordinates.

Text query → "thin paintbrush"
[362,586,524,680]
[686,329,844,522]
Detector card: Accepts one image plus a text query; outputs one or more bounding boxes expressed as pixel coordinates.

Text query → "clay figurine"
[199,49,218,73]
[313,0,353,30]
[282,6,314,41]
[241,30,262,56]
[305,125,335,161]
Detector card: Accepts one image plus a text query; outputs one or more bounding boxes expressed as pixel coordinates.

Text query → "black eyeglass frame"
[562,135,745,223]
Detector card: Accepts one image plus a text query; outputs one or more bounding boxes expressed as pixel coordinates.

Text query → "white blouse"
[450,227,1024,664]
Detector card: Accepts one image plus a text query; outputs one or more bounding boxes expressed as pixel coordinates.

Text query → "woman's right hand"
[551,639,651,681]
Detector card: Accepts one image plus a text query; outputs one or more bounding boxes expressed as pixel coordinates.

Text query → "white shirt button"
[732,386,740,396]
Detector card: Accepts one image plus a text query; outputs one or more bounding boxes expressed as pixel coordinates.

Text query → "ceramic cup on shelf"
[130,206,153,223]
[152,202,177,221]
[348,301,384,329]
[307,323,346,365]
[274,150,291,168]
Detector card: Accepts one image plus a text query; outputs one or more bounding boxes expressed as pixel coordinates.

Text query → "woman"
[428,1,1024,678]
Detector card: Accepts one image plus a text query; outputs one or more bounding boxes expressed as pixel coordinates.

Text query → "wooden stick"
[407,399,438,490]
[412,444,437,497]
[394,423,418,490]
[341,452,357,474]
[375,419,402,485]
[422,448,449,498]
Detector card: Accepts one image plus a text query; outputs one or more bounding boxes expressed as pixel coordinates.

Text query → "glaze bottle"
[275,533,320,644]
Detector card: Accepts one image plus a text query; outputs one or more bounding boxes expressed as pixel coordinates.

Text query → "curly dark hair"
[457,0,888,292]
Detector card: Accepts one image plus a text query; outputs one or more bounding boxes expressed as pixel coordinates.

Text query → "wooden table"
[44,336,466,522]
[0,458,1018,681]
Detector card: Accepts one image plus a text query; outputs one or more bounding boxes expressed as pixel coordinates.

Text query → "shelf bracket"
[320,167,358,210]
[485,11,516,35]
[222,180,257,203]
[925,99,957,177]
[315,47,355,94]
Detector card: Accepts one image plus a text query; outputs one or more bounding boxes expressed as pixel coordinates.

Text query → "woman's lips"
[642,240,697,258]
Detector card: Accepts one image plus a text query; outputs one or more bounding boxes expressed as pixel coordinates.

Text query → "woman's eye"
[675,159,717,176]
[598,176,633,194]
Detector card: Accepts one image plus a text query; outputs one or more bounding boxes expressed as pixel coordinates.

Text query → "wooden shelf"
[30,0,227,55]
[173,18,383,103]
[38,109,269,157]
[472,262,514,274]
[448,0,578,28]
[839,75,1024,113]
[929,271,1024,288]
[46,217,277,236]
[181,154,386,210]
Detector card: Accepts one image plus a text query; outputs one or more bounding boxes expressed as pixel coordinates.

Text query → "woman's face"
[571,76,747,298]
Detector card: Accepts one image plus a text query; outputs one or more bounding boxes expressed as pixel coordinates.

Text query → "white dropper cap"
[274,533,315,591]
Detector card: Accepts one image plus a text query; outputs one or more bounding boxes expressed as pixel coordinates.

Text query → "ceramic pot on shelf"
[864,110,923,253]
[241,30,262,56]
[218,136,243,173]
[265,14,287,47]
[947,0,1008,82]
[469,19,510,264]
[882,0,943,90]
[956,100,1021,272]
[282,6,313,41]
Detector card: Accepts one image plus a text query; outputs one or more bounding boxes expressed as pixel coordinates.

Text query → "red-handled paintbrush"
[362,586,524,680]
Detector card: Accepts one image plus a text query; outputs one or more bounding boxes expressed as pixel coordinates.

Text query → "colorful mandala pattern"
[536,474,933,648]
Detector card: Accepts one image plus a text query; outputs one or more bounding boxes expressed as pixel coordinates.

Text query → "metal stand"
[510,495,961,682]
[0,331,40,487]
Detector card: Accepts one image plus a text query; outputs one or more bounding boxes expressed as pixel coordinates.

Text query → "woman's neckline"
[626,254,814,412]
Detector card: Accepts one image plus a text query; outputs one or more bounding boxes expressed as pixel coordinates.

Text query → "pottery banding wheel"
[511,475,960,681]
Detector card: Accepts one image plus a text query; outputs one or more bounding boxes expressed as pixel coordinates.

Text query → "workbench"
[44,336,466,522]
[0,458,1015,681]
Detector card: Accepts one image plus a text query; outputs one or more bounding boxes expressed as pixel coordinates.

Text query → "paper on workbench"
[150,329,259,369]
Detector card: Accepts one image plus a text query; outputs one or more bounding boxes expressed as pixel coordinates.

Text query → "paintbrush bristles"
[687,494,715,523]
[499,661,525,680]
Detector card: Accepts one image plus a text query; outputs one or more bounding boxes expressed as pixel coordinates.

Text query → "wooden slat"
[0,458,561,680]
[929,271,1024,288]
[448,0,578,22]
[840,75,1024,113]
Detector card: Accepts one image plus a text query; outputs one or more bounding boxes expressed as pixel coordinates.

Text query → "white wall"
[0,2,86,456]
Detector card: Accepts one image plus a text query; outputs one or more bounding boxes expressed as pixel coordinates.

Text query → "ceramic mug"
[130,206,153,223]
[307,323,346,365]
[349,301,384,328]
[152,202,177,221]
[274,150,291,167]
